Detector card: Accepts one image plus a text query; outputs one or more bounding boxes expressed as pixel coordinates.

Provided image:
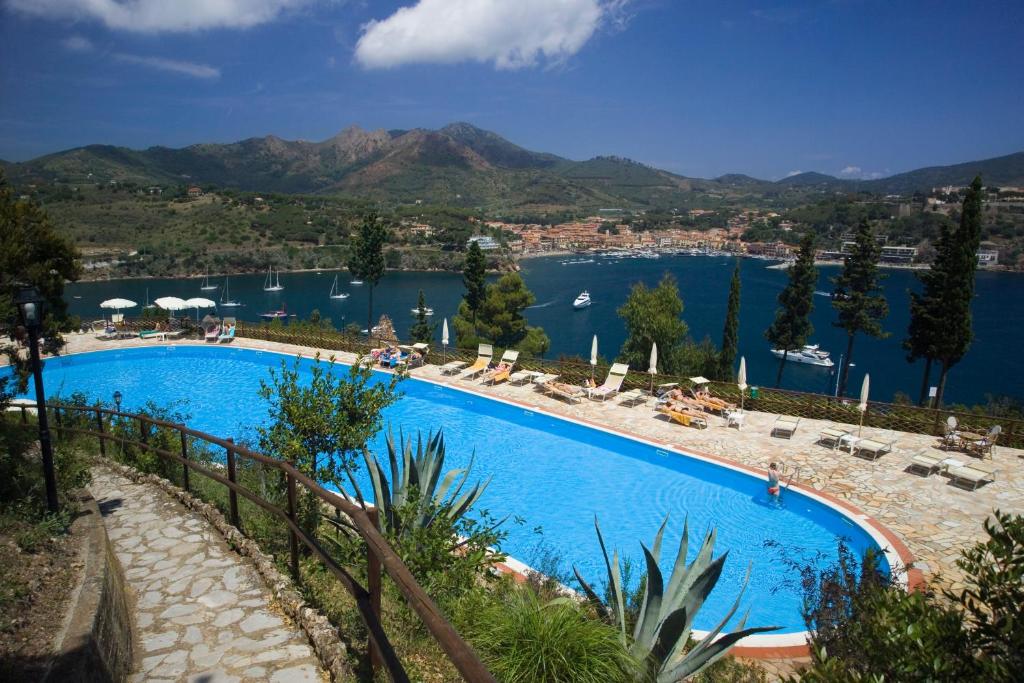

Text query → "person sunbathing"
[548,381,581,394]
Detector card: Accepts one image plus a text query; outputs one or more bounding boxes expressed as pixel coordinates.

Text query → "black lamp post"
[14,285,59,514]
[113,390,122,411]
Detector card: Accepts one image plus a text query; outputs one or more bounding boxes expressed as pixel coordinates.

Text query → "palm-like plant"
[346,428,491,538]
[573,516,780,682]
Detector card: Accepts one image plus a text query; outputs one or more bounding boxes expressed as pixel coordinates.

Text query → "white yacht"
[329,275,349,300]
[263,267,283,292]
[411,307,434,316]
[573,291,592,309]
[770,344,834,367]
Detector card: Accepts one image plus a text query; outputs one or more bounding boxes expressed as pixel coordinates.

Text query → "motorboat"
[770,344,834,367]
[411,307,434,316]
[263,267,283,292]
[329,275,349,300]
[220,278,242,307]
[573,291,592,309]
[200,267,218,291]
[260,309,290,320]
[350,279,364,285]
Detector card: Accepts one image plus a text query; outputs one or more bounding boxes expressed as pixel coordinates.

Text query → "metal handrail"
[20,401,495,683]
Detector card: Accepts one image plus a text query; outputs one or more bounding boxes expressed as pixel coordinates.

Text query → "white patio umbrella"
[590,335,598,381]
[185,296,217,322]
[100,298,137,311]
[648,342,658,394]
[442,318,449,363]
[737,356,747,410]
[154,297,189,324]
[858,373,870,437]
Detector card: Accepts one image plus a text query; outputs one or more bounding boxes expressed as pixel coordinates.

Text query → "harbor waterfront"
[64,254,1024,407]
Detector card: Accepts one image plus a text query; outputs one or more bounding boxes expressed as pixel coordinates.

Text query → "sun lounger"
[587,363,629,402]
[205,325,221,342]
[139,329,166,340]
[658,406,708,429]
[483,350,519,385]
[908,452,945,476]
[618,388,649,407]
[439,361,468,375]
[771,416,800,439]
[947,461,997,490]
[532,373,559,386]
[818,427,850,450]
[542,381,584,404]
[725,409,745,430]
[461,344,494,379]
[218,326,236,343]
[96,325,118,340]
[508,370,540,386]
[853,438,895,460]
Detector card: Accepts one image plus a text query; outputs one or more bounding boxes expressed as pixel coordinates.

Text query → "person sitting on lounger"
[767,463,781,497]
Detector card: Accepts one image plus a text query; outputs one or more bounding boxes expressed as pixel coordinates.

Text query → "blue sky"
[1,0,1022,180]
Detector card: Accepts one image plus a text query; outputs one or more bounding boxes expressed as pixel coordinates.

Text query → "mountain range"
[3,122,1022,208]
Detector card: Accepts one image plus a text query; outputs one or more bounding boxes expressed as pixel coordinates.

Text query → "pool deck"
[28,334,1024,661]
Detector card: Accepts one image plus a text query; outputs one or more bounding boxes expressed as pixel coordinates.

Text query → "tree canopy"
[717,261,741,381]
[462,240,487,323]
[409,289,437,344]
[765,233,817,386]
[347,213,388,338]
[617,274,690,375]
[453,272,549,356]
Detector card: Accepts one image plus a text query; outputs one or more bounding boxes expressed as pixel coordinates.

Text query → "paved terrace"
[56,333,1024,592]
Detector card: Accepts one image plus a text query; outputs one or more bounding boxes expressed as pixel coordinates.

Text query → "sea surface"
[64,256,1024,406]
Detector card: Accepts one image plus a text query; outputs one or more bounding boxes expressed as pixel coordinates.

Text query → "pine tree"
[832,220,889,397]
[765,233,817,387]
[618,274,690,375]
[463,240,487,324]
[932,176,984,405]
[453,273,549,356]
[718,261,741,381]
[347,214,387,339]
[409,289,437,344]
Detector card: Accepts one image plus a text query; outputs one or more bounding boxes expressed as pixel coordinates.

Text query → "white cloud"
[61,35,94,52]
[114,53,220,79]
[355,0,622,70]
[785,169,803,177]
[838,165,862,176]
[6,0,315,33]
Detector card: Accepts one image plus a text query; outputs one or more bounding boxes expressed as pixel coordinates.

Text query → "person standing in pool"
[767,462,781,497]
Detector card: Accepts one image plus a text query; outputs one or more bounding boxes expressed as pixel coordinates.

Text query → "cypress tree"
[347,213,387,339]
[409,289,437,344]
[718,261,741,381]
[765,233,817,387]
[832,220,889,397]
[463,240,487,324]
[904,223,949,405]
[932,176,984,405]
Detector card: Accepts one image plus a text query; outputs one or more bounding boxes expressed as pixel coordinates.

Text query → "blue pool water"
[15,346,886,634]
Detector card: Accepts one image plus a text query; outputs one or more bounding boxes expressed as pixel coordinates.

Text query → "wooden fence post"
[286,472,299,581]
[20,405,27,424]
[366,507,383,675]
[225,437,240,529]
[180,430,190,493]
[95,408,106,456]
[139,417,148,448]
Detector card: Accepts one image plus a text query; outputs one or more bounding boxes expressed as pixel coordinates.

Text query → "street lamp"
[113,391,123,411]
[13,285,59,514]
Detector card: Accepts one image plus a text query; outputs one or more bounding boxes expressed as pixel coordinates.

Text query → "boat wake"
[527,300,557,309]
[814,290,832,297]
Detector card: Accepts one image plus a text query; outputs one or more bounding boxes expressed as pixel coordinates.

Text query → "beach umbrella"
[648,342,658,394]
[737,356,747,410]
[442,318,449,363]
[100,298,137,311]
[590,335,598,381]
[185,296,217,322]
[154,296,189,322]
[858,373,870,437]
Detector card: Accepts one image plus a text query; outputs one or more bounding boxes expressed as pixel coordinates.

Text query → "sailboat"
[329,275,349,300]
[220,277,242,307]
[263,267,283,292]
[200,267,218,291]
[143,287,156,309]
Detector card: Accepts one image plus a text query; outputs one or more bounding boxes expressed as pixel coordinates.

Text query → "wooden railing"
[12,401,494,683]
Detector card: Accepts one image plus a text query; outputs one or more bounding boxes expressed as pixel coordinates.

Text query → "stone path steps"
[89,468,327,683]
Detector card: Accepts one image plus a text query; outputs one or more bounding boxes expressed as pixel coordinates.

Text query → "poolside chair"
[204,323,221,342]
[587,363,629,402]
[657,405,708,430]
[725,409,745,430]
[818,427,850,450]
[907,452,945,476]
[947,461,997,490]
[852,438,896,460]
[771,416,800,439]
[939,416,960,450]
[541,380,585,404]
[439,360,468,375]
[482,350,519,385]
[532,372,559,386]
[461,344,494,379]
[164,318,186,338]
[966,425,1001,458]
[139,328,166,341]
[95,323,118,341]
[508,370,540,386]
[618,388,649,408]
[218,318,236,344]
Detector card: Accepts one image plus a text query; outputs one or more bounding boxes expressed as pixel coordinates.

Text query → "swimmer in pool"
[767,462,781,497]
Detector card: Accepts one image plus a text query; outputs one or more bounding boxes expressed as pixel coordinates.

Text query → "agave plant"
[345,427,491,538]
[573,516,781,682]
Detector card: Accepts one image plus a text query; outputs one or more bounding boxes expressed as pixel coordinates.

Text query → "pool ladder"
[782,463,801,488]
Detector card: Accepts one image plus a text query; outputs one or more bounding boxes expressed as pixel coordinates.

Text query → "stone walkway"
[89,467,326,683]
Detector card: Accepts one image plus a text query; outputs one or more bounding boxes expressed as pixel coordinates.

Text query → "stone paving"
[89,467,326,683]
[61,332,1024,592]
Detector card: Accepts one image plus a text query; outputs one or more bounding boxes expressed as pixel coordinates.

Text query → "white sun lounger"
[818,427,850,450]
[587,363,629,402]
[853,438,896,460]
[947,461,997,490]
[908,452,945,476]
[771,416,800,439]
[439,361,468,375]
[618,388,649,407]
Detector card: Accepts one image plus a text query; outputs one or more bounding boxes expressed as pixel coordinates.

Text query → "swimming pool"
[14,345,897,639]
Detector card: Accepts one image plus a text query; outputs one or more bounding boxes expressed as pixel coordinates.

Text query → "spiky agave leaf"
[632,543,666,656]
